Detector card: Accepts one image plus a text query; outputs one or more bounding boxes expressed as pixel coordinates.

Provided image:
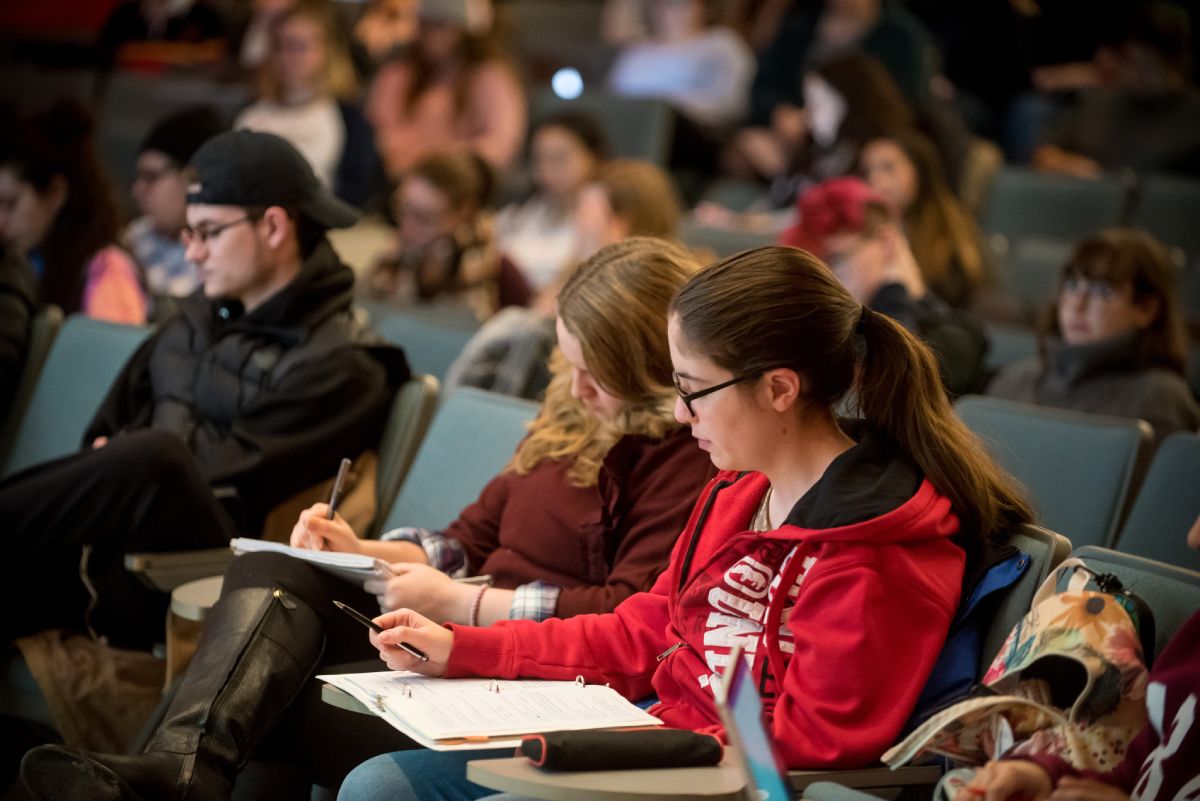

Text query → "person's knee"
[221,551,327,600]
[337,753,418,801]
[107,429,195,480]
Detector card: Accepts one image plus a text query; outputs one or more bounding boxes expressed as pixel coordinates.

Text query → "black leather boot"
[20,584,324,801]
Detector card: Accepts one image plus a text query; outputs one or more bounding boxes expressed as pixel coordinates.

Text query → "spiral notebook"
[318,671,662,751]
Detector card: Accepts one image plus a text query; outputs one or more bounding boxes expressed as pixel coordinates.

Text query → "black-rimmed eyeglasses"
[673,372,757,417]
[180,214,259,248]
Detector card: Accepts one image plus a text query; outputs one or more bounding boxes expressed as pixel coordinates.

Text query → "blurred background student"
[606,0,754,175]
[124,106,226,313]
[495,112,607,294]
[729,52,917,207]
[445,157,683,400]
[352,0,419,74]
[782,176,989,397]
[365,151,519,320]
[366,0,526,180]
[0,100,146,325]
[987,229,1198,446]
[234,0,376,206]
[859,129,990,308]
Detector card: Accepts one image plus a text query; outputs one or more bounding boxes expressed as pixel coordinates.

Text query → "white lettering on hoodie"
[702,548,818,680]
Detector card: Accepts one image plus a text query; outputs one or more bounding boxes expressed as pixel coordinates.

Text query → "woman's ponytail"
[857,309,1032,542]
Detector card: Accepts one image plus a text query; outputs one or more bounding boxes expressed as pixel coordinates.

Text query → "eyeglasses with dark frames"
[672,371,758,417]
[180,214,260,247]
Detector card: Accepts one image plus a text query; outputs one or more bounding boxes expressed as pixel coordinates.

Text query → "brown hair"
[811,53,914,154]
[1042,228,1188,375]
[596,159,681,240]
[864,130,987,303]
[670,246,1033,543]
[510,237,701,486]
[405,151,485,214]
[261,0,359,102]
[0,99,122,315]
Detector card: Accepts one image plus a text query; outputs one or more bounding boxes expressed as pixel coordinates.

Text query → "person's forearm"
[359,539,429,564]
[474,587,516,626]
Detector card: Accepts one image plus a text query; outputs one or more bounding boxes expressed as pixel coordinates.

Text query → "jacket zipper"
[656,641,685,662]
[676,474,744,592]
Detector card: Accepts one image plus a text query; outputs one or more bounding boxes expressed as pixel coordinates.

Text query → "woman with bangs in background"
[987,229,1198,445]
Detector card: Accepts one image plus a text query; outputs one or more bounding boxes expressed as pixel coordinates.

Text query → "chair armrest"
[320,684,373,715]
[124,548,234,593]
[788,764,943,793]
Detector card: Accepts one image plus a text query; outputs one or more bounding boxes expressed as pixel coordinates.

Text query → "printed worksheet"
[318,671,661,751]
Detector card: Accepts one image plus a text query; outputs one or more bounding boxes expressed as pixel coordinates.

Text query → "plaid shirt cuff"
[379,526,468,578]
[509,581,561,621]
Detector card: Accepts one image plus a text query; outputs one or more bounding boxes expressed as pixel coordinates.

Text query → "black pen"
[327,458,352,519]
[332,601,430,662]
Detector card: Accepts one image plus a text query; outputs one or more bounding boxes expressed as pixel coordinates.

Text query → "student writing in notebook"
[337,245,1034,800]
[20,237,716,801]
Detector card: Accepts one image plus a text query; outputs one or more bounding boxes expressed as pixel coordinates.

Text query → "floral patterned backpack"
[883,558,1155,776]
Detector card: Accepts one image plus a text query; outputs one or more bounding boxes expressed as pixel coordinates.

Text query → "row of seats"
[7,315,1196,575]
[957,395,1200,569]
[982,168,1200,262]
[5,314,1200,799]
[0,312,541,574]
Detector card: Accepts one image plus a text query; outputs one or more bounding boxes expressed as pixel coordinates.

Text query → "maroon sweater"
[439,426,716,618]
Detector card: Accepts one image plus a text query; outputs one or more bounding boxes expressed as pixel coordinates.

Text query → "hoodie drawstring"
[762,542,811,698]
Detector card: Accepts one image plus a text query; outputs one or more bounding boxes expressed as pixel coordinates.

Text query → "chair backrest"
[679,221,775,259]
[532,90,675,166]
[955,395,1153,548]
[999,236,1074,317]
[1113,432,1200,570]
[1073,545,1200,660]
[980,167,1129,244]
[377,388,539,533]
[365,303,480,381]
[980,524,1072,670]
[1129,173,1200,262]
[1,315,151,478]
[369,374,441,538]
[0,305,64,466]
[982,322,1037,373]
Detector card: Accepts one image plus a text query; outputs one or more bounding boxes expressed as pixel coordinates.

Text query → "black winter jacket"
[0,246,37,422]
[86,240,410,531]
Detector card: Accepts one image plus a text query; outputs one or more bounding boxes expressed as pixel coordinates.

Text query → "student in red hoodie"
[338,244,1033,801]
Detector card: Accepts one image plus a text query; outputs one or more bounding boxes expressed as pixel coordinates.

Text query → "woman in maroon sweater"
[20,237,716,800]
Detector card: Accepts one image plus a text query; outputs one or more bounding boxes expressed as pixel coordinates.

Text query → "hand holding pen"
[359,607,453,677]
[289,459,360,553]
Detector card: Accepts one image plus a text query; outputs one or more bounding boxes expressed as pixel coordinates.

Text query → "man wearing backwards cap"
[0,130,410,649]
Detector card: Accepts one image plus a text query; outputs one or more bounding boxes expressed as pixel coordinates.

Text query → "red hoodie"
[445,427,966,769]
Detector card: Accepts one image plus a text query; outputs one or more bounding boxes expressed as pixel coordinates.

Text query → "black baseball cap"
[187,130,359,230]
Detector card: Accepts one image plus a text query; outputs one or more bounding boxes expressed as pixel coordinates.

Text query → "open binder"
[317,671,662,751]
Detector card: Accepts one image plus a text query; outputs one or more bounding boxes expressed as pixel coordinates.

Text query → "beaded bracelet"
[467,584,489,627]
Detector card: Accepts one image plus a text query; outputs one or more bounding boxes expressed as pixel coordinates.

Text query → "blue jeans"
[337,748,523,801]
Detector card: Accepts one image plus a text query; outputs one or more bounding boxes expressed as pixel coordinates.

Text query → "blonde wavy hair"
[509,237,702,487]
